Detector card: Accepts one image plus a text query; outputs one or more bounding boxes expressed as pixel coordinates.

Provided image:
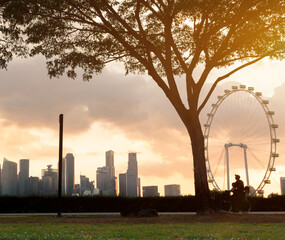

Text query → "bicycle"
[219,188,251,213]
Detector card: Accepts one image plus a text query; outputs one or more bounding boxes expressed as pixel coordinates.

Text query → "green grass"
[0,217,284,239]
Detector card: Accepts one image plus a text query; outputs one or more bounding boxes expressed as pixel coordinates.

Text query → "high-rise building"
[80,175,94,196]
[138,177,141,197]
[96,166,111,191]
[28,176,40,195]
[119,153,140,197]
[143,186,159,197]
[65,153,74,196]
[42,176,53,194]
[280,177,285,195]
[41,165,58,195]
[164,184,181,196]
[19,159,29,196]
[1,158,17,195]
[96,151,117,196]
[106,150,115,177]
[127,153,138,175]
[119,173,127,197]
[96,166,116,196]
[126,153,139,197]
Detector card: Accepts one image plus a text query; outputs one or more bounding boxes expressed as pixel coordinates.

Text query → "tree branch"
[197,55,267,114]
[188,12,207,73]
[141,0,163,21]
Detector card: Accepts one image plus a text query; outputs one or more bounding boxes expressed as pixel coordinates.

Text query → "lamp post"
[58,114,63,217]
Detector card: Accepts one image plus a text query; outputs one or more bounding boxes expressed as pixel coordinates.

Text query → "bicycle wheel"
[219,199,232,212]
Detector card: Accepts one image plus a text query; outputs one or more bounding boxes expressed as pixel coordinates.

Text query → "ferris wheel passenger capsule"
[271,124,278,128]
[217,96,223,99]
[255,92,262,96]
[204,124,210,127]
[232,86,238,90]
[257,190,264,194]
[272,153,279,157]
[273,138,280,143]
[269,167,276,171]
[207,113,214,117]
[262,100,269,104]
[267,111,275,115]
[224,89,230,93]
[212,104,218,107]
[239,85,246,89]
[264,180,271,184]
[248,87,254,91]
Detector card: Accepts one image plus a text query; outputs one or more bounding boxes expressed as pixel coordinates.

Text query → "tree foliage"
[0,4,27,68]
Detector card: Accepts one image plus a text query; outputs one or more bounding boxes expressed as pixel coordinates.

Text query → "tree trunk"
[186,110,214,214]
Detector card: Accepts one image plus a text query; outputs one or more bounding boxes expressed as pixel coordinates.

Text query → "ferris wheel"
[204,85,279,195]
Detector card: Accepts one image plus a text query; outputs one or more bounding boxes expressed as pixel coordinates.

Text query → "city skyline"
[0,151,185,196]
[0,56,285,196]
[1,147,285,197]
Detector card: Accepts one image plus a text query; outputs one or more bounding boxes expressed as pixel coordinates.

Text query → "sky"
[0,55,284,196]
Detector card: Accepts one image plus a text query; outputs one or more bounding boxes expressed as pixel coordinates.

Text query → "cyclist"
[231,174,244,211]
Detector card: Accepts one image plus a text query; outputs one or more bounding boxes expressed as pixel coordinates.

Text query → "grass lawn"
[0,215,284,239]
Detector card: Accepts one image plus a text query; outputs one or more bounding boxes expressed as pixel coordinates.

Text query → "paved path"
[0,212,285,217]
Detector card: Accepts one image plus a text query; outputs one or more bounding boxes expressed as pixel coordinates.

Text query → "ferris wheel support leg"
[244,146,250,186]
[225,145,230,190]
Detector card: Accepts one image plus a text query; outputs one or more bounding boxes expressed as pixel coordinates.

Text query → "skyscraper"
[96,166,116,195]
[80,175,94,196]
[41,165,58,195]
[2,158,17,195]
[106,150,115,177]
[126,153,139,197]
[65,153,74,196]
[96,150,117,196]
[28,176,40,195]
[119,173,127,197]
[281,177,285,195]
[19,159,29,196]
[127,153,138,175]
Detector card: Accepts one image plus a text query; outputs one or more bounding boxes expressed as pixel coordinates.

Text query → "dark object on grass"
[120,207,158,217]
[120,206,139,217]
[137,209,158,217]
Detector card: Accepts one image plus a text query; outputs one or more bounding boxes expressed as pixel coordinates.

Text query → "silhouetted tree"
[1,0,285,213]
[0,4,26,68]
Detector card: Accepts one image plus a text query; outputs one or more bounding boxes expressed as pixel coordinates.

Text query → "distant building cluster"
[0,151,182,197]
[0,154,75,196]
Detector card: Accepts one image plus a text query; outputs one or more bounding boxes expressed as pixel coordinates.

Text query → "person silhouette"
[231,174,244,211]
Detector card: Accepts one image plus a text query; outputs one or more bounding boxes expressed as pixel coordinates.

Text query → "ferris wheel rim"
[203,85,279,194]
